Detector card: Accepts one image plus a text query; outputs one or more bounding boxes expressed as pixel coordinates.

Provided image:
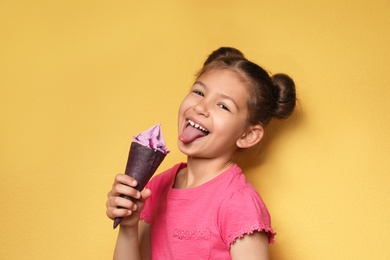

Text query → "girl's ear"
[236,125,264,149]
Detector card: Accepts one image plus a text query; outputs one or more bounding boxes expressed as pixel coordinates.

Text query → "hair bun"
[271,73,296,119]
[203,47,245,66]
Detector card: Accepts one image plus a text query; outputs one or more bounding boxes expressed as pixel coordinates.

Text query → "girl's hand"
[106,174,151,228]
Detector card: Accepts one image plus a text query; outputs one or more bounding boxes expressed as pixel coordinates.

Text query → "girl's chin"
[177,141,216,160]
[177,140,199,155]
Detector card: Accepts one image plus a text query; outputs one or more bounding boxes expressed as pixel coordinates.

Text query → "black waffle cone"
[113,142,166,228]
[124,142,166,191]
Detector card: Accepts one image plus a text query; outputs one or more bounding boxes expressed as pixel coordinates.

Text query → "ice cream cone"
[113,125,168,229]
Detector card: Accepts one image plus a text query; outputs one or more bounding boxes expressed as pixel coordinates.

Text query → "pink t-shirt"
[140,163,275,259]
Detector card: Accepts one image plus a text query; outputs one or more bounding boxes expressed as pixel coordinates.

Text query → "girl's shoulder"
[217,165,276,244]
[220,164,260,195]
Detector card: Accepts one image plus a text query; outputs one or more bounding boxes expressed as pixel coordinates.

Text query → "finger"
[114,174,138,187]
[132,188,152,213]
[111,182,141,199]
[107,196,138,211]
[106,206,132,219]
[140,188,152,200]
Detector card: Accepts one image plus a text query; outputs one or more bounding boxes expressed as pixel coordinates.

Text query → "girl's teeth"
[188,120,208,133]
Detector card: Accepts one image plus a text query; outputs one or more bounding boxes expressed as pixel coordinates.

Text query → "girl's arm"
[230,232,270,260]
[113,221,150,260]
[113,224,141,260]
[138,221,151,259]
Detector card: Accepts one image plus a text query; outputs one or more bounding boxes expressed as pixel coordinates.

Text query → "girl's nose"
[193,100,210,117]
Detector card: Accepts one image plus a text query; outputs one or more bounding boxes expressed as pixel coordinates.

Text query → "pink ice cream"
[133,124,170,154]
[113,124,169,229]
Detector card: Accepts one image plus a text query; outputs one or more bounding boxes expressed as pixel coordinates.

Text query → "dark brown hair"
[197,47,296,126]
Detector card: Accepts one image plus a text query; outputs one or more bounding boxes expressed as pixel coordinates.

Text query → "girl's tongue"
[179,125,207,144]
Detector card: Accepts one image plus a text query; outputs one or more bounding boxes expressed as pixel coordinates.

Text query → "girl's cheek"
[179,97,192,113]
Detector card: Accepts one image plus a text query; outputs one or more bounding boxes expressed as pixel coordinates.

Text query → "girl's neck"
[175,156,235,189]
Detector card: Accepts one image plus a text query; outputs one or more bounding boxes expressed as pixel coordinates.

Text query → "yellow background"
[1,1,389,259]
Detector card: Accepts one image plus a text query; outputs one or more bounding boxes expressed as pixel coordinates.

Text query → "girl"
[106,47,296,259]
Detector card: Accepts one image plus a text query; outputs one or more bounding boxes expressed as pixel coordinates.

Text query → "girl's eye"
[193,90,204,97]
[218,103,230,112]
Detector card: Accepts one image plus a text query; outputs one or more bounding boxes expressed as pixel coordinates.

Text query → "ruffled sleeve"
[218,187,276,246]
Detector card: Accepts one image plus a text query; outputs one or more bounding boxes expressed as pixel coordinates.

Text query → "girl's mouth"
[179,120,209,143]
[187,120,209,134]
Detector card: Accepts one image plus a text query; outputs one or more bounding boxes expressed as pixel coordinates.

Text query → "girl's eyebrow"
[194,81,239,109]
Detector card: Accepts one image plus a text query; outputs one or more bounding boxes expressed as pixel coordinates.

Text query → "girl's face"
[178,69,251,160]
